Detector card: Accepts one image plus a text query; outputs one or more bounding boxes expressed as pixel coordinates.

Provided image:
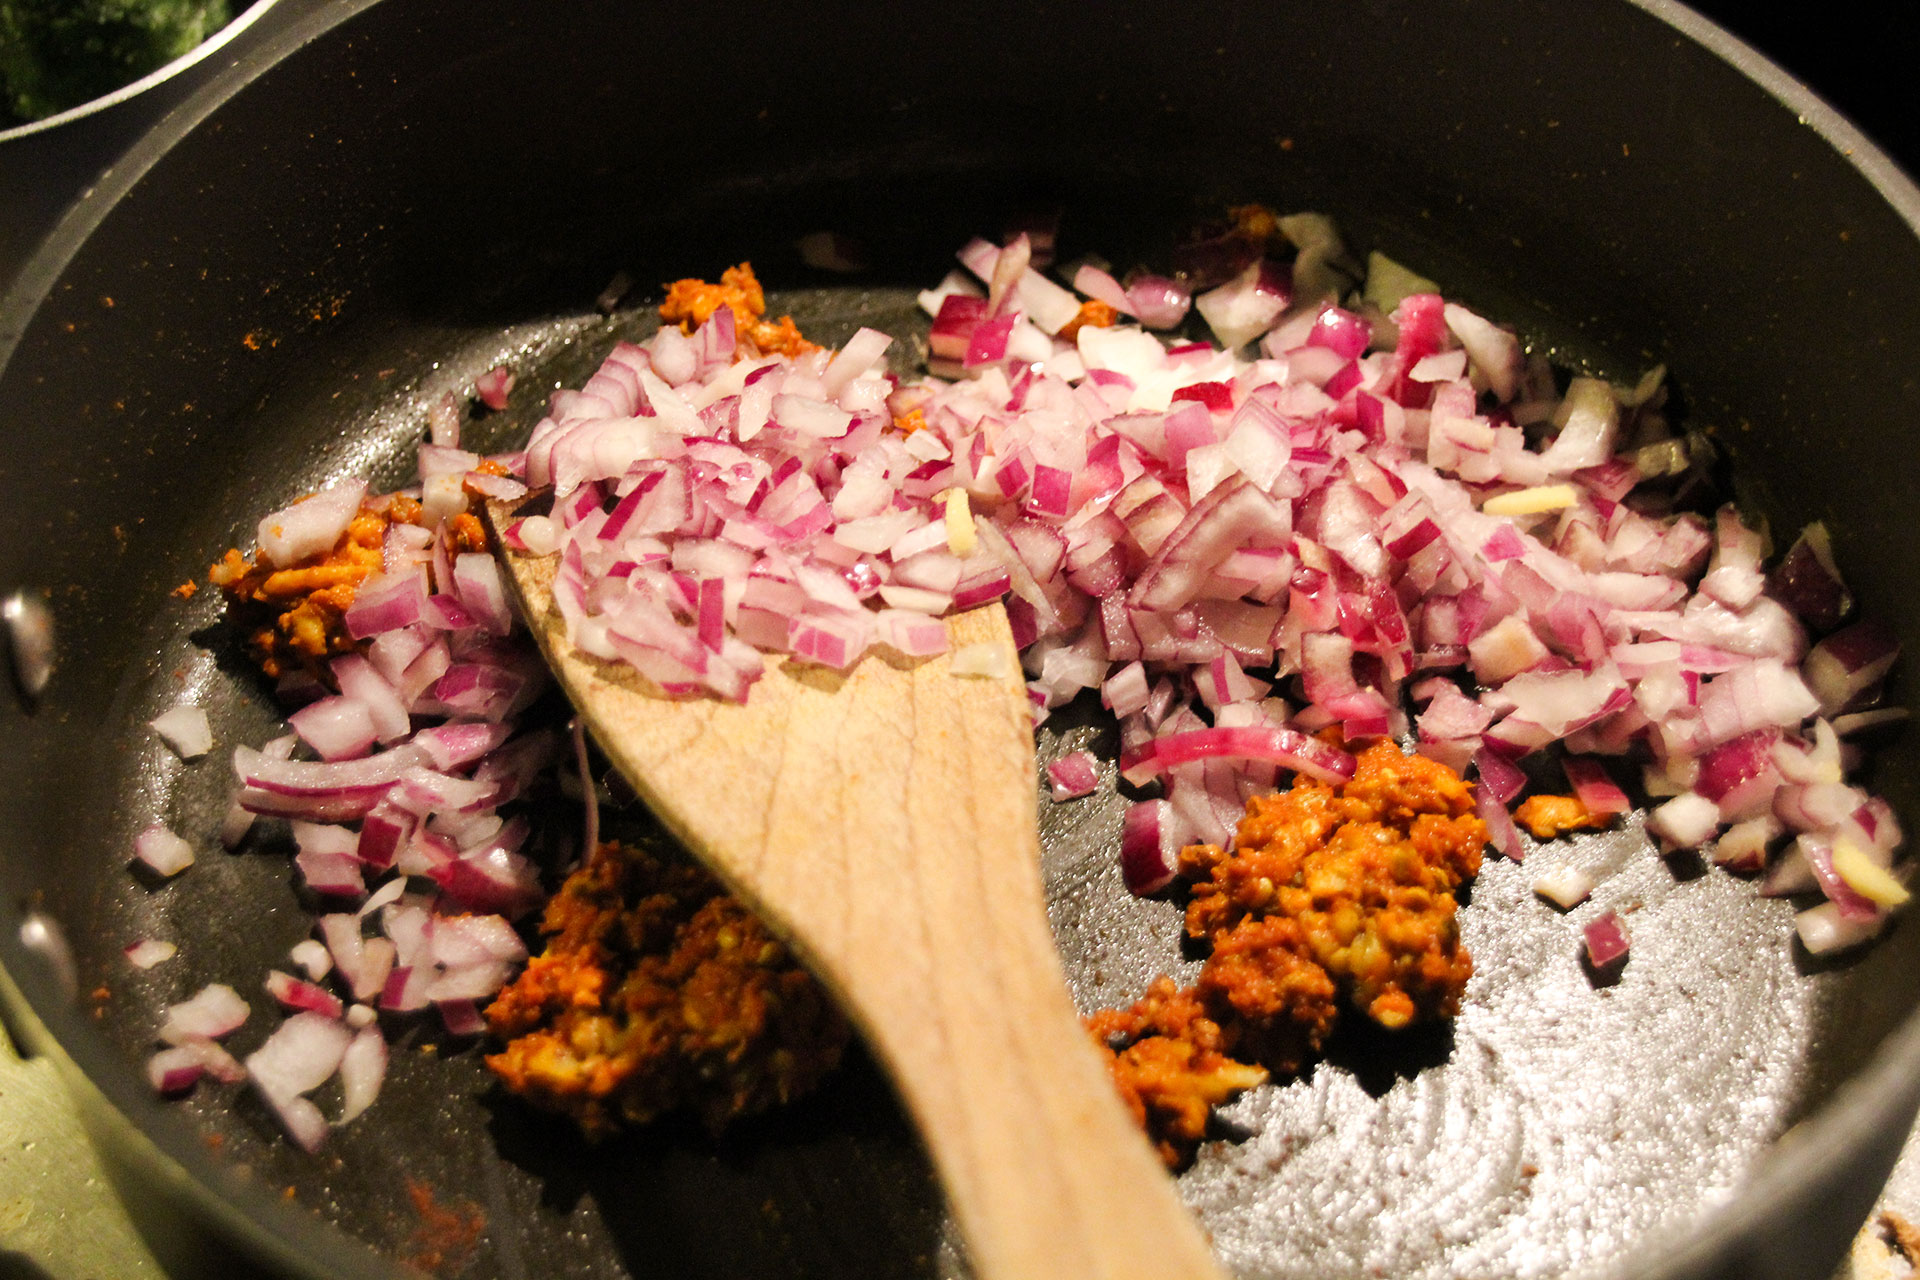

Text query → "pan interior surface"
[2,2,1919,1278]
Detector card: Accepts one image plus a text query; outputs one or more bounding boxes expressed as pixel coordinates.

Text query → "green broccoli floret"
[0,0,232,126]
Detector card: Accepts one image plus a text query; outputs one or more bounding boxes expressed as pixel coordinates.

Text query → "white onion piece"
[336,1026,389,1125]
[822,327,892,399]
[1532,864,1594,910]
[1647,792,1721,850]
[124,938,178,969]
[1713,815,1781,872]
[288,696,377,762]
[246,1012,353,1152]
[332,654,410,744]
[1195,259,1289,351]
[424,961,511,1002]
[1442,302,1522,401]
[430,913,528,966]
[159,984,249,1044]
[289,938,332,981]
[133,824,195,877]
[177,1035,247,1084]
[257,480,367,569]
[150,704,213,760]
[1795,900,1885,955]
[218,796,257,849]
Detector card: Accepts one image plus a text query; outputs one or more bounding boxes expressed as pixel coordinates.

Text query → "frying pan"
[3,2,1919,1277]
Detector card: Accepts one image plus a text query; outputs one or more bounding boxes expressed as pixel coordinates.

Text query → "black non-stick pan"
[4,2,1920,1277]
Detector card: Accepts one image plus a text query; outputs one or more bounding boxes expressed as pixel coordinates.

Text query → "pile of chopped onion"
[145,374,563,1147]
[510,220,1905,955]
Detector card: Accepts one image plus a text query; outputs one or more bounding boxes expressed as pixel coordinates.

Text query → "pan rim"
[3,1,1920,1276]
[0,0,287,145]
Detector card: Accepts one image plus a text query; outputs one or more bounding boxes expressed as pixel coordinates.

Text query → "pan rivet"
[2,589,54,705]
[18,912,77,1003]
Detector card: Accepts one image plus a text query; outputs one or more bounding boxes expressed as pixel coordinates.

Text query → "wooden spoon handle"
[783,610,1225,1280]
[487,510,1224,1279]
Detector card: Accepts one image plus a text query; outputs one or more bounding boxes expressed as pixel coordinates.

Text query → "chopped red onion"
[1583,911,1631,969]
[1120,800,1182,895]
[1561,757,1629,818]
[380,964,433,1013]
[425,962,511,1003]
[1773,781,1866,834]
[1472,749,1528,807]
[1125,275,1191,330]
[438,999,486,1038]
[1801,833,1882,922]
[332,654,411,744]
[295,826,359,863]
[1195,259,1290,351]
[177,1035,247,1084]
[266,969,346,1019]
[1803,620,1899,717]
[1477,781,1525,862]
[453,553,514,636]
[1047,751,1101,802]
[475,365,516,411]
[1121,726,1355,787]
[148,1046,208,1095]
[175,223,1914,1152]
[345,569,429,639]
[430,913,528,966]
[235,741,428,806]
[1768,523,1851,633]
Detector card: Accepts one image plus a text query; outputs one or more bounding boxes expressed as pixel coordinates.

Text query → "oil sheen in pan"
[117,283,1835,1280]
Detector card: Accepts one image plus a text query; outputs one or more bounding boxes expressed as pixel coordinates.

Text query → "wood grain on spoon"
[487,496,1227,1280]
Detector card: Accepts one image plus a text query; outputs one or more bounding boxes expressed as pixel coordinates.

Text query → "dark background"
[1,2,1917,297]
[1692,1,1920,176]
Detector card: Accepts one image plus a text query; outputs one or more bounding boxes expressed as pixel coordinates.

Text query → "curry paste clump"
[207,493,487,679]
[658,262,817,360]
[1089,739,1486,1169]
[483,838,849,1137]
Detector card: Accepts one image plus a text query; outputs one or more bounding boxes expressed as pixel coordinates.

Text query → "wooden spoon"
[487,496,1227,1280]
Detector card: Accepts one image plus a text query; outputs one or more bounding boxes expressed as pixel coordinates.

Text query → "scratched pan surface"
[3,2,1920,1279]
